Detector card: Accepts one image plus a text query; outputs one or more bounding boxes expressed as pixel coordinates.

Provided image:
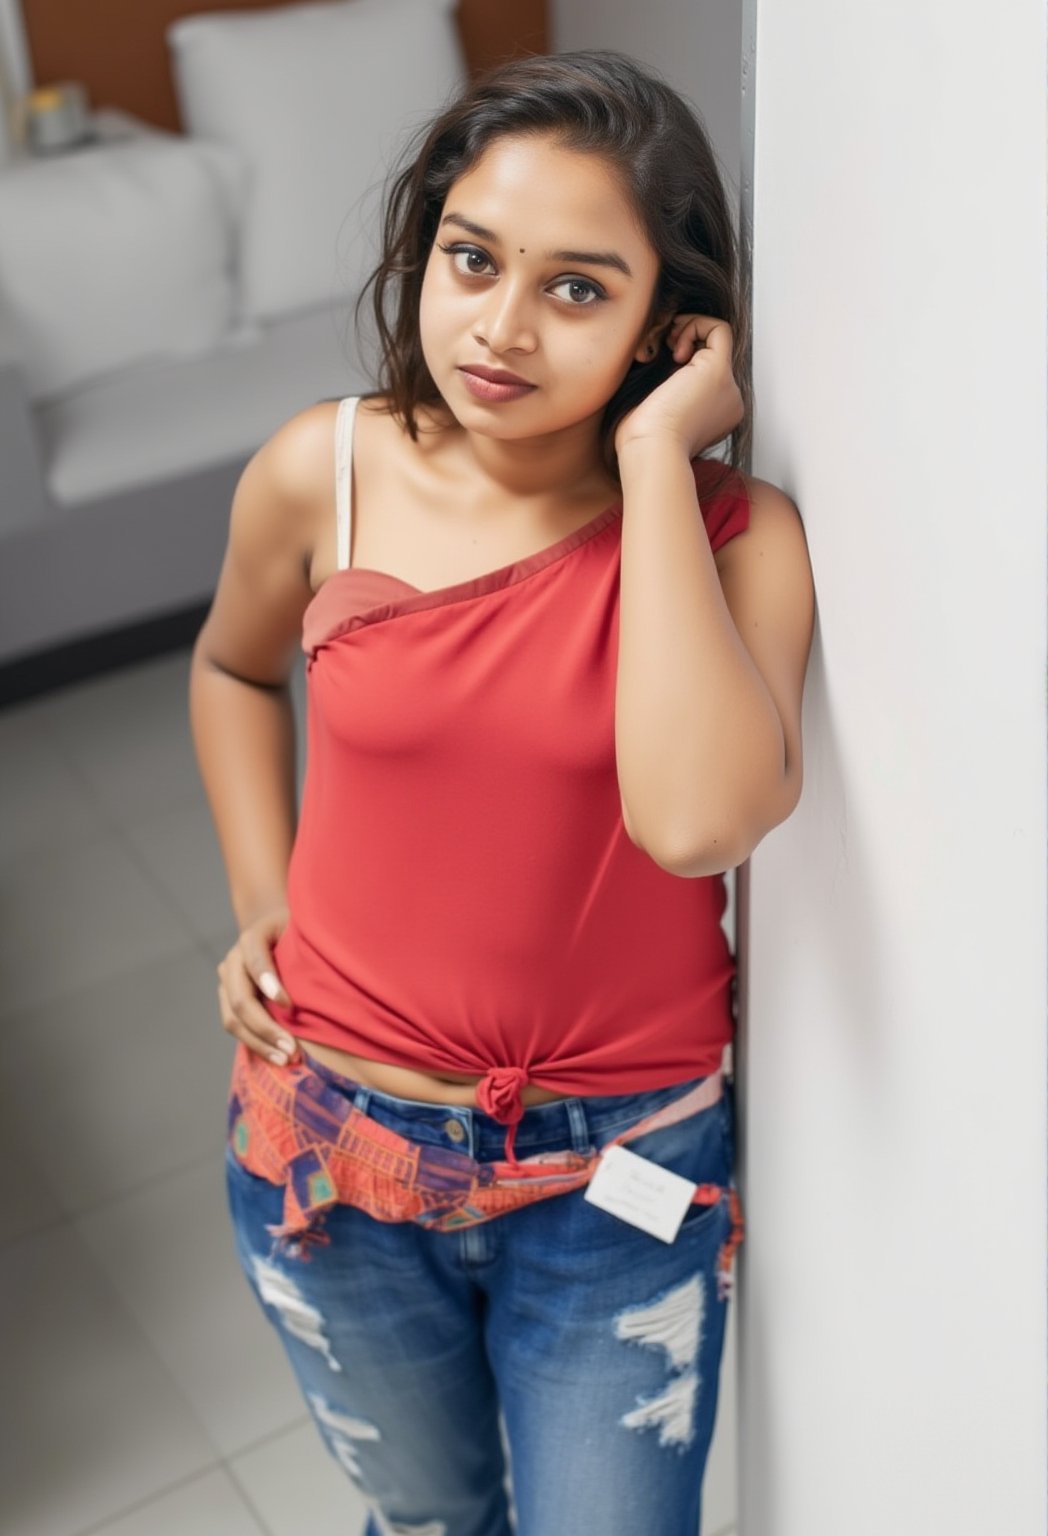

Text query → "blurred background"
[0,2,746,1533]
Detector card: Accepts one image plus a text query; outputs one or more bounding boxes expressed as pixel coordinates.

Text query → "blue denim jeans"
[224,1055,738,1536]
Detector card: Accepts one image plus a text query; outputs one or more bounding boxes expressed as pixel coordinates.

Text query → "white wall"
[738,2,1048,1534]
[552,0,742,213]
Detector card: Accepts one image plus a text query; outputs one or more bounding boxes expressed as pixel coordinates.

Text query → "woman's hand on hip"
[216,904,300,1064]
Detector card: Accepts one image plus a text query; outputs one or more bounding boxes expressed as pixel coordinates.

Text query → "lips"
[458,364,535,387]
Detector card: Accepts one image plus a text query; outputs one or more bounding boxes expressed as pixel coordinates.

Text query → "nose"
[473,279,537,356]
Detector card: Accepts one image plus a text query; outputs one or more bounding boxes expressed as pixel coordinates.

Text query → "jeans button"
[443,1118,466,1142]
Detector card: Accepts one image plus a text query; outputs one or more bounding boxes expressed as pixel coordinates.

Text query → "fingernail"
[278,1038,295,1054]
[259,971,281,1000]
[269,1050,287,1065]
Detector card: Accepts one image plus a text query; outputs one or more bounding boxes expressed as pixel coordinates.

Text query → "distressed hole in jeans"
[613,1272,706,1450]
[307,1395,448,1536]
[372,1518,447,1536]
[307,1390,381,1480]
[249,1253,343,1372]
[620,1368,699,1452]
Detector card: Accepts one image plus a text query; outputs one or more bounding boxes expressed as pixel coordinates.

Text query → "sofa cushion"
[167,0,465,325]
[0,110,248,404]
[39,303,369,508]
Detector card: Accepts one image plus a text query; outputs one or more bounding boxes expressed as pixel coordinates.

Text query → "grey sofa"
[0,290,367,701]
[0,0,469,703]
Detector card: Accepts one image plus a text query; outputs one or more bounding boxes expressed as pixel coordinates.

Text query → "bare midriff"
[290,1035,572,1108]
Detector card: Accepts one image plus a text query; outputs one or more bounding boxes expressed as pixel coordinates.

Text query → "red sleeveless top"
[264,399,751,1160]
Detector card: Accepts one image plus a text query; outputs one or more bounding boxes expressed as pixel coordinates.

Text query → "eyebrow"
[439,213,633,278]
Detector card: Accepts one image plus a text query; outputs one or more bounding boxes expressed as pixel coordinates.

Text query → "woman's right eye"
[438,242,495,277]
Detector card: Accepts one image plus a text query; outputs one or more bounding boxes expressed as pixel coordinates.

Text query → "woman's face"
[418,133,663,443]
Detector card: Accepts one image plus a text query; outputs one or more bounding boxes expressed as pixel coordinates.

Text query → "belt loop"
[352,1086,372,1115]
[450,1107,475,1158]
[565,1097,591,1155]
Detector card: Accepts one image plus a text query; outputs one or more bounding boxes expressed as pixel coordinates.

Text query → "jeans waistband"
[294,1044,724,1162]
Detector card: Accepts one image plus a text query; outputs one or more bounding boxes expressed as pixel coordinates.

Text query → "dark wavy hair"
[353,49,752,487]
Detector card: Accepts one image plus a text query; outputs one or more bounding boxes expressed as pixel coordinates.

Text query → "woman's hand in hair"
[615,313,745,462]
[216,904,301,1065]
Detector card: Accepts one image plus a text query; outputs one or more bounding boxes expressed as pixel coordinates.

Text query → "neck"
[444,408,617,511]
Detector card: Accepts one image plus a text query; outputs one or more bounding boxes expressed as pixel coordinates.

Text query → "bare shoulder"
[263,396,344,506]
[710,472,815,822]
[193,398,345,686]
[238,390,412,506]
[713,471,815,692]
[714,471,810,569]
[714,469,815,708]
[736,471,804,527]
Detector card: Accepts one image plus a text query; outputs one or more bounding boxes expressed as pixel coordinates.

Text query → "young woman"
[190,48,814,1536]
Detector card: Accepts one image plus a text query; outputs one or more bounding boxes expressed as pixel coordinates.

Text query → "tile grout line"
[0,950,237,1247]
[67,1139,233,1226]
[26,664,215,941]
[221,1415,322,1536]
[64,1458,265,1536]
[224,1470,282,1536]
[223,1410,313,1459]
[0,843,208,1030]
[32,1227,233,1536]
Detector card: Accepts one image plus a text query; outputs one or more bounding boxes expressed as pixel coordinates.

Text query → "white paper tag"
[584,1144,698,1243]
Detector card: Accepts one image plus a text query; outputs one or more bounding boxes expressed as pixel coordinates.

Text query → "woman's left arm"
[614,316,815,876]
[615,449,815,875]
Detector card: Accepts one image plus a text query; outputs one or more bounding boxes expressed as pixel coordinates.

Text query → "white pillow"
[167,0,466,325]
[0,111,247,403]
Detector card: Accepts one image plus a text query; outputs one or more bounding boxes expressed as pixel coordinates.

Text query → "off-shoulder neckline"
[303,498,624,631]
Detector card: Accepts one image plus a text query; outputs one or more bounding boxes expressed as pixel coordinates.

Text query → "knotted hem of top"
[474,1064,530,1164]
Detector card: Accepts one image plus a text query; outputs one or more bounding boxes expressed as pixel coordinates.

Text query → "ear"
[633,306,676,365]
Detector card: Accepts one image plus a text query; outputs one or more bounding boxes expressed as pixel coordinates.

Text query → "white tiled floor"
[0,648,738,1536]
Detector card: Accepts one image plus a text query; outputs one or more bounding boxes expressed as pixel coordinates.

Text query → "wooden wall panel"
[20,0,548,134]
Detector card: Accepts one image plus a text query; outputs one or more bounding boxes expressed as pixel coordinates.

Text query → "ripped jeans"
[224,1049,741,1536]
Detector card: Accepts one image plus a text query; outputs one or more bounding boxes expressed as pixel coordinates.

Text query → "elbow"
[645,766,805,879]
[625,803,750,877]
[648,826,751,879]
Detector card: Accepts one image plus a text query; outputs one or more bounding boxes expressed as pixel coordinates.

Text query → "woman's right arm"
[188,405,333,1051]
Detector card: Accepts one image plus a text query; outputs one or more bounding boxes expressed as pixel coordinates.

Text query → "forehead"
[444,134,653,260]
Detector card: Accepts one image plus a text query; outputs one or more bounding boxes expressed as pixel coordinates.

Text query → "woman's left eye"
[549,276,605,306]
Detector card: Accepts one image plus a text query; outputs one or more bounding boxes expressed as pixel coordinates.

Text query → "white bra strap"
[334,395,361,572]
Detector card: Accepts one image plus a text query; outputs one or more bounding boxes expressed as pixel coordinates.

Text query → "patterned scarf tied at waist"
[227,1043,745,1301]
